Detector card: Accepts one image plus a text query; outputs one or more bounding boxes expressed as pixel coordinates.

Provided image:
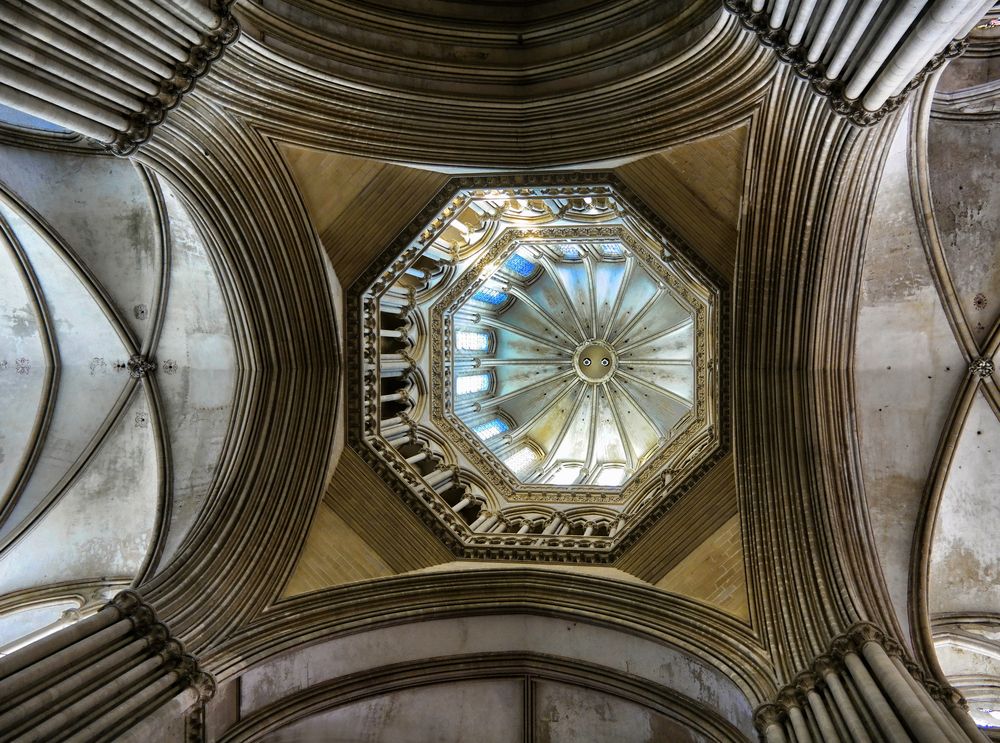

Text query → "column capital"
[111,589,144,616]
[844,621,886,651]
[752,702,786,732]
[794,671,819,695]
[812,653,840,677]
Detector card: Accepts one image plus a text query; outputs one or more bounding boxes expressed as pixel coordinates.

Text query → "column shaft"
[842,651,909,742]
[861,641,946,743]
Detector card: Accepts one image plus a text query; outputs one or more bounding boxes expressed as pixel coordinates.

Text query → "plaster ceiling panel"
[263,679,523,743]
[927,116,1000,345]
[855,109,966,647]
[534,680,706,743]
[592,260,628,333]
[0,390,156,595]
[500,272,579,341]
[0,146,159,346]
[151,178,237,567]
[601,266,661,343]
[278,144,449,287]
[0,234,45,500]
[615,124,748,280]
[928,392,1000,616]
[0,202,130,540]
[936,640,1000,684]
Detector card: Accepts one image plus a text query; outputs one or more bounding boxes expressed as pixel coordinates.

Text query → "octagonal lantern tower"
[349,175,727,561]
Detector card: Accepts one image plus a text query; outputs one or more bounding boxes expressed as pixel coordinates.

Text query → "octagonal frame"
[346,173,731,562]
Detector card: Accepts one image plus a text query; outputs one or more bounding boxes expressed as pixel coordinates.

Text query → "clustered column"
[723,0,990,123]
[0,590,214,742]
[753,623,988,742]
[0,0,239,154]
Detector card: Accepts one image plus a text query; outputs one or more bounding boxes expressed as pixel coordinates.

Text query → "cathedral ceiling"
[279,124,749,616]
[853,43,1000,728]
[349,177,725,561]
[2,3,997,738]
[0,126,237,649]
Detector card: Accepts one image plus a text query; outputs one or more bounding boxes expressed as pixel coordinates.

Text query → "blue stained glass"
[473,287,508,305]
[600,243,624,257]
[560,245,582,261]
[504,253,536,277]
[473,418,509,440]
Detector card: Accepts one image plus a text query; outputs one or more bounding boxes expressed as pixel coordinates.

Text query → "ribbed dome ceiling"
[447,240,695,487]
[352,177,724,558]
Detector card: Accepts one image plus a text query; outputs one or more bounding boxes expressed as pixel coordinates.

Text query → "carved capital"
[794,671,819,695]
[145,622,171,651]
[189,670,217,702]
[130,605,158,634]
[829,636,854,659]
[111,589,144,616]
[812,654,840,678]
[160,639,186,665]
[777,686,803,711]
[845,621,886,651]
[752,703,786,732]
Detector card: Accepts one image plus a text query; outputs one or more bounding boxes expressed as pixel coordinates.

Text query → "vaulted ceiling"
[0,2,998,741]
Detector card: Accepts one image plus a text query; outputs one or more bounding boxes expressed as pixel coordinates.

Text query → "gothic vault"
[0,1,998,741]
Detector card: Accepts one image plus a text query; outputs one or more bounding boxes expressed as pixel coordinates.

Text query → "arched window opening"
[504,445,538,473]
[473,287,508,305]
[473,417,509,441]
[559,245,582,261]
[503,252,536,278]
[548,465,582,485]
[456,373,490,396]
[456,330,490,352]
[595,467,626,487]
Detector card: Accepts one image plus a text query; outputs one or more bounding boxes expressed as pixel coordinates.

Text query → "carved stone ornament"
[127,354,157,379]
[108,6,240,156]
[971,357,995,378]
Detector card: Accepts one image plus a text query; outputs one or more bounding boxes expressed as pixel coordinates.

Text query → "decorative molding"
[220,653,747,743]
[109,9,241,157]
[752,622,969,737]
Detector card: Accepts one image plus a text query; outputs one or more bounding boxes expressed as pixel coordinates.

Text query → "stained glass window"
[599,243,624,258]
[474,417,509,440]
[456,330,490,352]
[473,287,508,305]
[456,373,490,395]
[559,245,582,261]
[504,253,536,277]
[504,445,537,473]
